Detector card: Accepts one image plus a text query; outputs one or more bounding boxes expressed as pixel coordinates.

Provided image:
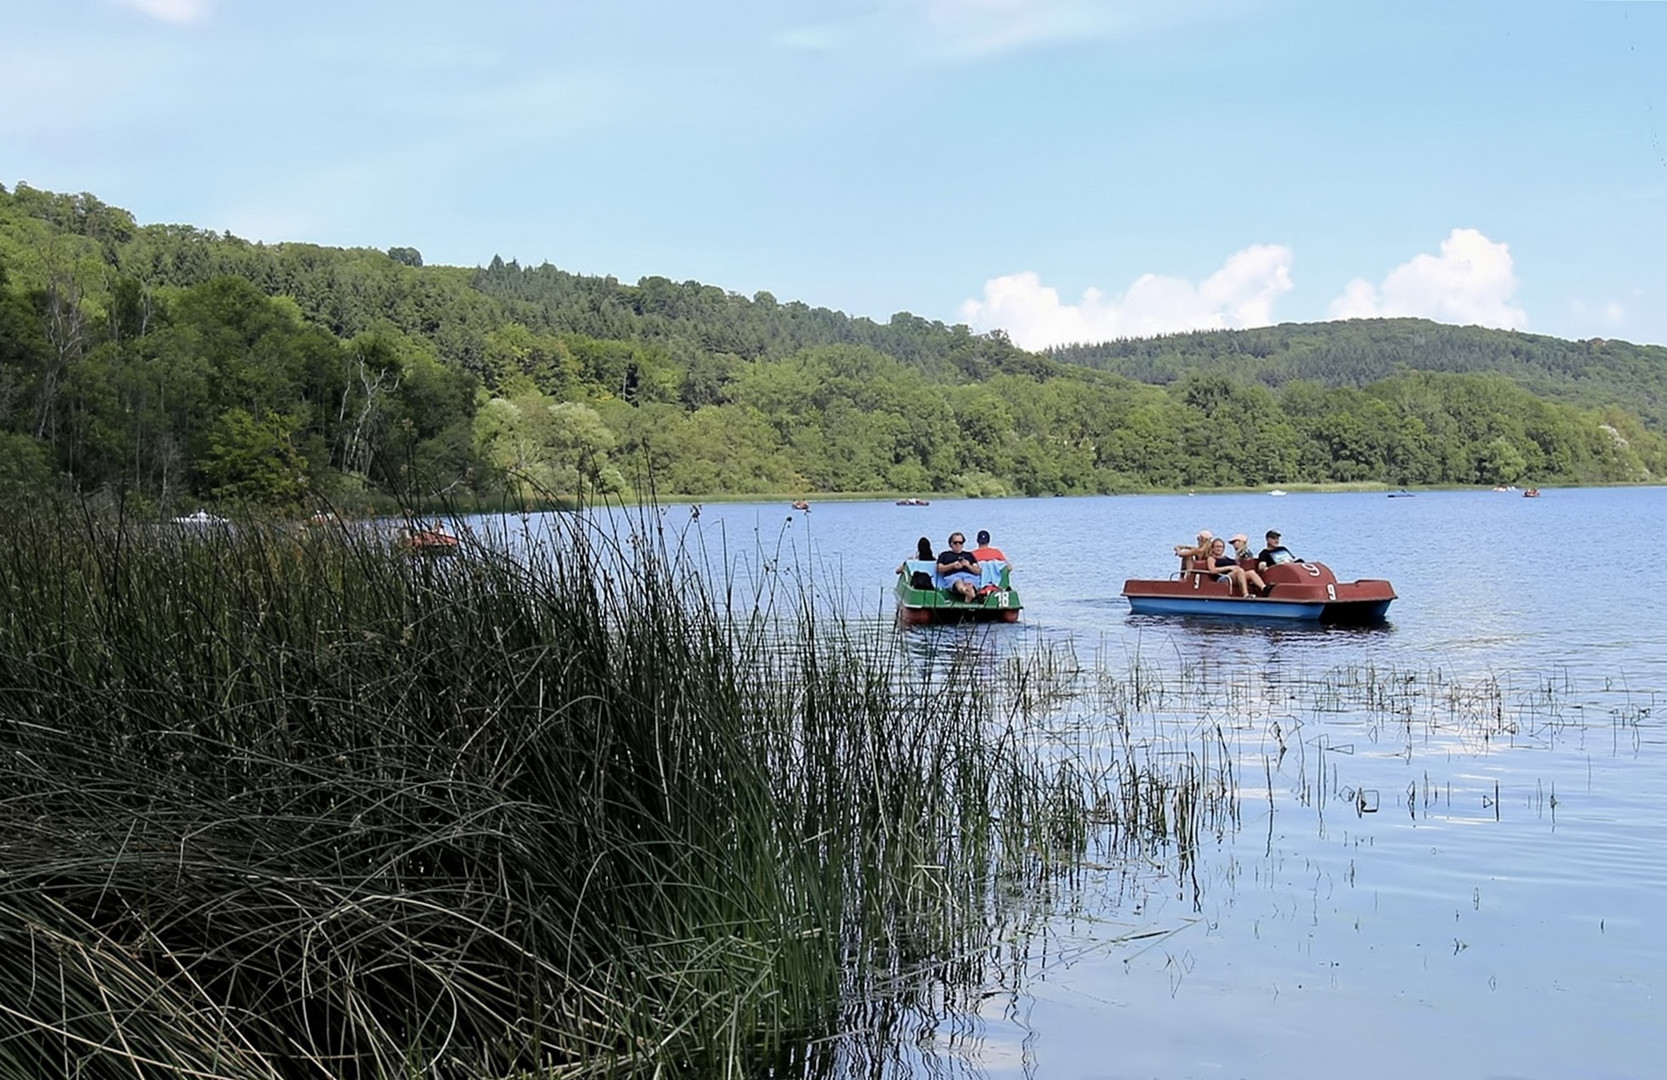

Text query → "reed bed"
[0,503,1107,1080]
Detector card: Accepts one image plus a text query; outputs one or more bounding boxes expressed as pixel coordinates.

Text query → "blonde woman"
[1173,530,1214,573]
[1199,537,1265,597]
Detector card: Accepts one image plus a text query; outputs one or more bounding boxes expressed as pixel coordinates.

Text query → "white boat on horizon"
[171,508,231,527]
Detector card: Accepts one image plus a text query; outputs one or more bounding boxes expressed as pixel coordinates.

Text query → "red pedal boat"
[1122,560,1395,623]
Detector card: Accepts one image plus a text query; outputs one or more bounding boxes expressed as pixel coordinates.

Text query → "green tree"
[198,408,309,504]
[474,392,625,497]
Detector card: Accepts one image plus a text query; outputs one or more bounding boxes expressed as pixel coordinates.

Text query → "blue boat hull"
[1122,561,1395,624]
[1127,595,1326,620]
[1125,594,1391,622]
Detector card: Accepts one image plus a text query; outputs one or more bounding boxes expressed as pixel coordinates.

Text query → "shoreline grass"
[0,500,1147,1079]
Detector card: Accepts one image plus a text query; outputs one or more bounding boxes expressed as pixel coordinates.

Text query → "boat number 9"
[1305,564,1321,577]
[1327,584,1337,600]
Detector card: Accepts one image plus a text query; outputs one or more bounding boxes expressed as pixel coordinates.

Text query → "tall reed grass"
[0,503,1103,1079]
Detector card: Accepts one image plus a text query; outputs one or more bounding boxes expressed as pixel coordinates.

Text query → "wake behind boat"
[1122,559,1394,623]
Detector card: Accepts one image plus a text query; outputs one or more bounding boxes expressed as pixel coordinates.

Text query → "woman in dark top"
[1200,538,1264,597]
[896,536,936,588]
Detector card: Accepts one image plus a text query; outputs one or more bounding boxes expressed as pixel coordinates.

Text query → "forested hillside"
[2,182,1664,510]
[1050,320,1667,427]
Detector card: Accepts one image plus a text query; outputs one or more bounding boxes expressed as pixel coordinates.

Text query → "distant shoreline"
[390,480,1663,515]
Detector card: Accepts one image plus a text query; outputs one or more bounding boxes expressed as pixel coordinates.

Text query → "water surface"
[488,487,1667,1079]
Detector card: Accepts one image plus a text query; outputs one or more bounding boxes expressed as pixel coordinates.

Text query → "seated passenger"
[1256,529,1298,569]
[897,536,935,589]
[1229,533,1256,564]
[1193,537,1265,597]
[971,529,1007,564]
[1173,530,1214,572]
[936,532,982,602]
[971,529,1009,596]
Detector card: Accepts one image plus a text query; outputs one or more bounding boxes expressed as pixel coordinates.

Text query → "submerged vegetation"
[3,183,1667,512]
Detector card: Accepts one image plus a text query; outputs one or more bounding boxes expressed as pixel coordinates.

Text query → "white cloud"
[915,0,1115,58]
[1327,228,1526,330]
[960,244,1294,349]
[110,0,211,25]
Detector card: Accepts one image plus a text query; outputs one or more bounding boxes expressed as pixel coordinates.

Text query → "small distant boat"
[895,561,1022,625]
[1387,489,1414,498]
[895,497,930,506]
[399,523,460,555]
[1523,487,1541,498]
[1122,560,1394,623]
[791,500,810,511]
[1268,489,1288,497]
[171,508,230,529]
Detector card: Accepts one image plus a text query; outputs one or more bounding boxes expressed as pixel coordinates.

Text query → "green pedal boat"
[894,560,1023,625]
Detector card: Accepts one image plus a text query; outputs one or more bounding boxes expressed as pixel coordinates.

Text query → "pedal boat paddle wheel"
[1122,559,1394,623]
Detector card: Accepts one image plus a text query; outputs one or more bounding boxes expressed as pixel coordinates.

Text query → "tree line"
[1048,319,1667,427]
[2,182,1664,508]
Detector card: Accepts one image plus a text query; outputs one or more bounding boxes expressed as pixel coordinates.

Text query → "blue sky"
[4,0,1666,349]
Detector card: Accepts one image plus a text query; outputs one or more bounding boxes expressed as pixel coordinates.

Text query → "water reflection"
[802,646,1667,1079]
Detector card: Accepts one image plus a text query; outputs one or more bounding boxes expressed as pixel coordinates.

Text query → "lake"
[489,487,1667,1079]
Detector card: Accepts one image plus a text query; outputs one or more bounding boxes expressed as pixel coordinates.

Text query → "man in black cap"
[971,529,1007,563]
[1256,530,1297,569]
